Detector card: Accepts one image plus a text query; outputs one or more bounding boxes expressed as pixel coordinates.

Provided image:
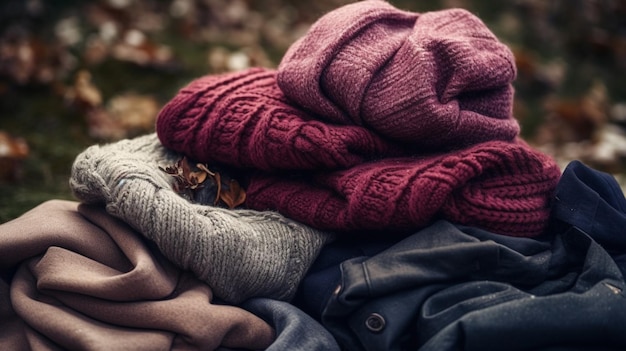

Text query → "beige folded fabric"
[0,200,275,351]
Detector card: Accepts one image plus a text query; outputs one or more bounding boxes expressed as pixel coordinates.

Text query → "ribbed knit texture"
[246,139,561,237]
[278,1,519,148]
[154,1,562,238]
[69,133,333,304]
[156,67,404,171]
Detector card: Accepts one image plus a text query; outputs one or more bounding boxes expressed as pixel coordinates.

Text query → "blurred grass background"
[1,0,626,222]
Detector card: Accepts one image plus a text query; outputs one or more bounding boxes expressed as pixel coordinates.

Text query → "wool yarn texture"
[245,139,561,237]
[278,0,519,149]
[69,133,334,304]
[154,1,561,237]
[156,67,404,171]
[154,68,560,237]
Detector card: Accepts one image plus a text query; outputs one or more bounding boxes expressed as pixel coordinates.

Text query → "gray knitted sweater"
[70,133,333,304]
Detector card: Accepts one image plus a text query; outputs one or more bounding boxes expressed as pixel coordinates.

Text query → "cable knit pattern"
[246,140,561,237]
[156,67,403,171]
[69,133,333,304]
[278,1,519,148]
[153,0,562,238]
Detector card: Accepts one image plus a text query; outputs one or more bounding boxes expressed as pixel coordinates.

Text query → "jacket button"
[333,284,342,295]
[365,313,385,333]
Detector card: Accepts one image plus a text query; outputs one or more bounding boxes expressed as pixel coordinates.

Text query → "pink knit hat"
[278,0,520,149]
[156,67,404,171]
[245,139,561,237]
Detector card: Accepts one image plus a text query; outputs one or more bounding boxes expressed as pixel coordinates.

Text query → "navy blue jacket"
[294,161,626,350]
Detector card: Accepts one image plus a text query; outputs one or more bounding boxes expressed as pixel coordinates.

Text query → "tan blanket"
[0,200,274,351]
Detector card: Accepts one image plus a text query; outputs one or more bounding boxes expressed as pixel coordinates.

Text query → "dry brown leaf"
[65,70,103,109]
[160,157,245,208]
[0,130,30,182]
[86,92,158,141]
[219,179,246,209]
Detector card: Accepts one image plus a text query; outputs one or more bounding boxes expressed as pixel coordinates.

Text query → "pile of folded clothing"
[2,1,626,350]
